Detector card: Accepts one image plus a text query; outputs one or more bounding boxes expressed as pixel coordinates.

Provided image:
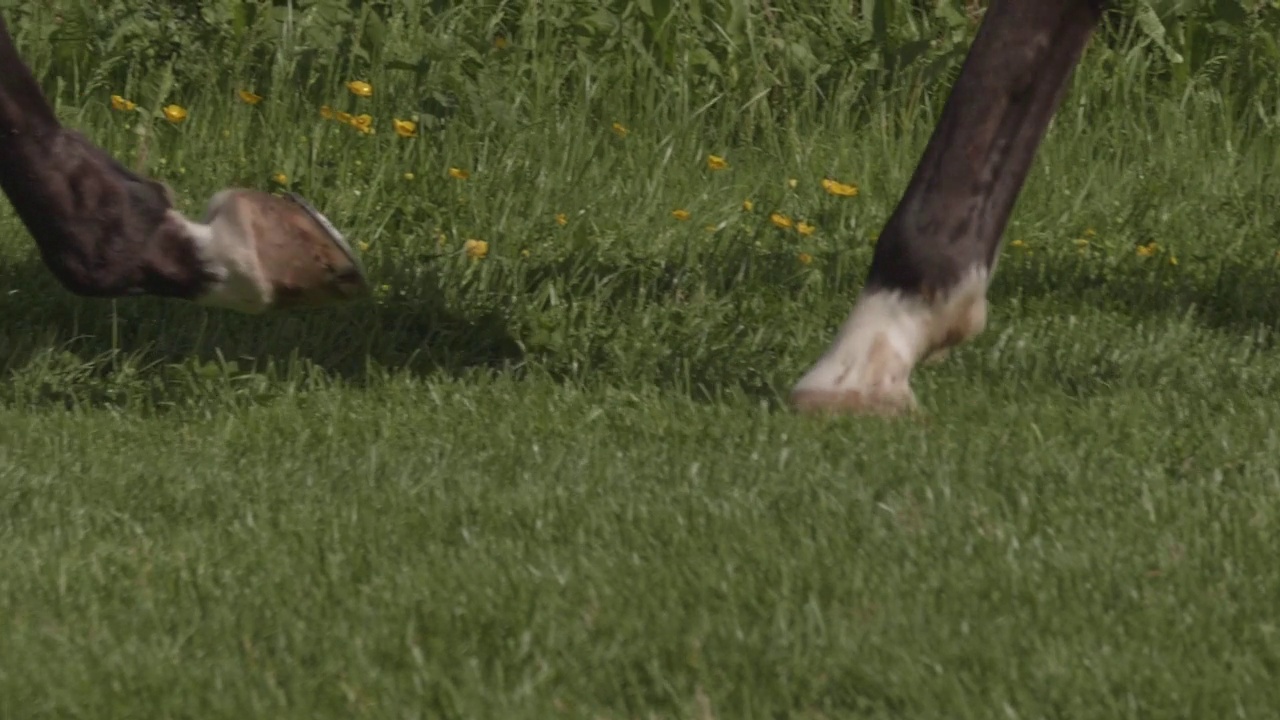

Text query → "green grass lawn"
[4,7,1280,716]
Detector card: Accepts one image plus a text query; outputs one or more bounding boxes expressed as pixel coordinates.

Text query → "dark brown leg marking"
[869,0,1105,296]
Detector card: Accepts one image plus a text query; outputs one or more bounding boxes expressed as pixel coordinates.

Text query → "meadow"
[3,1,1280,717]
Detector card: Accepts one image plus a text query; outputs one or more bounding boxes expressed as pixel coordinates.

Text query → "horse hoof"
[789,268,988,417]
[193,189,369,313]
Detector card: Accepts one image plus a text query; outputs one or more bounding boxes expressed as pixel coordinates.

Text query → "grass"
[3,9,1280,718]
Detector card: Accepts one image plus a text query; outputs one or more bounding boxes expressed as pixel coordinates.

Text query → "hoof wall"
[197,189,370,313]
[262,192,370,309]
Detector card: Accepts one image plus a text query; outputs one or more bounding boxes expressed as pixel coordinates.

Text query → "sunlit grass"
[2,9,1280,718]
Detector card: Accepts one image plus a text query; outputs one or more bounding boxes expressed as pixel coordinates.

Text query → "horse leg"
[0,15,366,312]
[790,0,1106,415]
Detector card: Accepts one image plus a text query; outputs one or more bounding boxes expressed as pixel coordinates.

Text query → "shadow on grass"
[986,249,1280,340]
[6,241,1280,412]
[0,253,524,409]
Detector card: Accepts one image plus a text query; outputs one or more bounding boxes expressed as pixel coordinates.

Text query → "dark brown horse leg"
[791,0,1105,415]
[0,15,367,313]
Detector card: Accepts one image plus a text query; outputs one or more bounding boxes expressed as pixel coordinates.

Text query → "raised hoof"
[193,189,369,313]
[266,192,370,310]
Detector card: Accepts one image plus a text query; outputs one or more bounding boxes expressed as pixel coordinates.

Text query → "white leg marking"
[790,266,991,415]
[178,207,274,314]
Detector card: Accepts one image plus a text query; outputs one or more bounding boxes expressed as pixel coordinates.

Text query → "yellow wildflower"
[1169,254,1178,266]
[704,225,719,233]
[110,94,137,112]
[797,221,816,236]
[706,154,728,171]
[271,171,288,185]
[320,105,335,120]
[1075,238,1090,248]
[521,249,531,258]
[821,177,859,197]
[393,118,417,138]
[671,209,691,221]
[742,199,754,212]
[403,172,415,181]
[611,122,628,138]
[1010,238,1027,249]
[555,213,568,226]
[1084,227,1097,237]
[351,113,374,134]
[769,212,792,229]
[1136,242,1158,257]
[357,241,370,252]
[238,89,263,105]
[464,239,489,260]
[346,80,373,98]
[798,252,814,266]
[336,110,353,125]
[787,178,798,189]
[162,104,188,123]
[448,167,470,180]
[494,36,509,49]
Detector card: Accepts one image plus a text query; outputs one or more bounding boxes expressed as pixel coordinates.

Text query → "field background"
[3,0,1280,717]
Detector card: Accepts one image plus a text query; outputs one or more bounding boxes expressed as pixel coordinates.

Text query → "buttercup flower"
[448,167,470,180]
[351,113,374,134]
[671,209,691,221]
[787,178,798,189]
[336,110,354,124]
[742,199,754,212]
[798,252,814,265]
[238,89,263,105]
[403,172,415,181]
[271,172,288,185]
[707,154,728,171]
[110,94,137,112]
[1010,239,1028,249]
[769,212,792,229]
[555,213,568,226]
[821,177,859,197]
[320,105,335,120]
[346,80,373,98]
[797,221,816,236]
[162,104,187,123]
[393,119,417,138]
[1136,242,1158,257]
[464,239,489,259]
[611,122,628,138]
